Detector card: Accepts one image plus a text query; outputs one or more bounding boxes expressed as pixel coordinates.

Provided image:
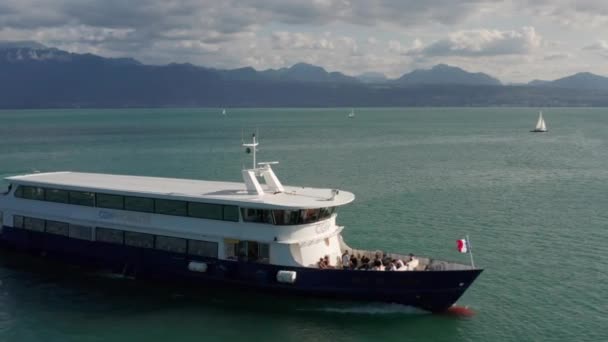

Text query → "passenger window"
[69,224,92,240]
[96,227,124,244]
[69,191,95,206]
[234,241,270,263]
[45,220,69,236]
[155,199,187,216]
[45,189,69,203]
[124,196,154,213]
[258,243,270,264]
[125,231,154,248]
[155,235,187,253]
[188,240,218,258]
[188,202,223,220]
[223,205,240,222]
[97,193,124,210]
[224,239,238,260]
[13,215,24,228]
[23,217,45,232]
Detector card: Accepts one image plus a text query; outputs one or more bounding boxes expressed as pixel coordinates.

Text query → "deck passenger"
[395,259,406,271]
[350,254,358,269]
[405,253,419,270]
[342,250,350,269]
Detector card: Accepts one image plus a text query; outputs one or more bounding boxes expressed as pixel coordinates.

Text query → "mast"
[242,134,258,169]
[241,133,284,195]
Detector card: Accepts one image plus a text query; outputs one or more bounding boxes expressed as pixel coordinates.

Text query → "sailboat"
[531,110,547,132]
[348,108,355,118]
[221,108,227,116]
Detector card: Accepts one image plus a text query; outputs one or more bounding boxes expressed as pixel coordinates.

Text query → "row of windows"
[13,215,219,258]
[241,207,336,225]
[14,215,93,240]
[15,185,239,222]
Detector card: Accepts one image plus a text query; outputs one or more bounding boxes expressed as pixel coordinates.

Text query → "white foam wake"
[300,303,428,315]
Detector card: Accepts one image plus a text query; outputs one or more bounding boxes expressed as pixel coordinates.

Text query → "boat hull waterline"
[0,227,482,313]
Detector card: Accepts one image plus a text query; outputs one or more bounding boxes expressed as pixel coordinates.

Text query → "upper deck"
[6,172,355,210]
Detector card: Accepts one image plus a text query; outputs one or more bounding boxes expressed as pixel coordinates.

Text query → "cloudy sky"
[1,0,607,82]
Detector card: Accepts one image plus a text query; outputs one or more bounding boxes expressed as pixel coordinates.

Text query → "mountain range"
[1,41,608,108]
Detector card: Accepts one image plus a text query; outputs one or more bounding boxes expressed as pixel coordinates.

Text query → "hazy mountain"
[543,72,608,90]
[357,72,388,83]
[0,44,140,66]
[528,79,550,86]
[396,64,502,86]
[2,42,608,108]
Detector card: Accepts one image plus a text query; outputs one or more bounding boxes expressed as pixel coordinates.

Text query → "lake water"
[0,108,606,341]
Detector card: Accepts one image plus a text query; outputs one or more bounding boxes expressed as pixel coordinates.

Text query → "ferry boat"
[0,135,482,313]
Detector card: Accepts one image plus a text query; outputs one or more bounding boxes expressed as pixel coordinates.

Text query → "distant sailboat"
[531,111,547,132]
[348,108,355,118]
[221,108,227,116]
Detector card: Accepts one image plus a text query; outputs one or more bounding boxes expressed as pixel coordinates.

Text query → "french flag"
[457,239,470,253]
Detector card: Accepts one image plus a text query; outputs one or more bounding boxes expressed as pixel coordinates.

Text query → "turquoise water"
[0,108,607,341]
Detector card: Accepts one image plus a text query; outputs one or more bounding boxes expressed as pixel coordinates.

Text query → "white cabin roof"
[6,172,355,209]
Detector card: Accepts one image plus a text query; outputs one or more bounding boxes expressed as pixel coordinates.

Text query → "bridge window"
[155,235,187,254]
[188,240,218,258]
[270,207,335,225]
[97,193,124,210]
[69,191,95,206]
[155,199,187,216]
[272,210,299,225]
[300,209,320,224]
[45,220,69,236]
[319,207,336,219]
[241,208,273,224]
[45,189,69,203]
[124,196,154,213]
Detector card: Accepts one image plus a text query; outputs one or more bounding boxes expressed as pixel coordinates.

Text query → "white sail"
[540,117,546,131]
[222,108,226,115]
[348,108,355,118]
[535,111,543,130]
[534,111,546,131]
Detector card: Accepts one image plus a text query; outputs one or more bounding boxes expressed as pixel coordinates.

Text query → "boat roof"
[6,172,355,209]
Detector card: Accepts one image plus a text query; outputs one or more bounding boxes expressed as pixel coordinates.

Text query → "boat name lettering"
[98,210,150,224]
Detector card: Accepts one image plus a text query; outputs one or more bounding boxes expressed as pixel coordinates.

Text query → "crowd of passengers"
[317,250,419,271]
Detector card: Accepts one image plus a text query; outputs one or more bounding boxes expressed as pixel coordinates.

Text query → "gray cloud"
[0,1,605,82]
[406,27,542,57]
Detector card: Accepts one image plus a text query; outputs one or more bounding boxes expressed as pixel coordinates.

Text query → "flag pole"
[466,234,475,268]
